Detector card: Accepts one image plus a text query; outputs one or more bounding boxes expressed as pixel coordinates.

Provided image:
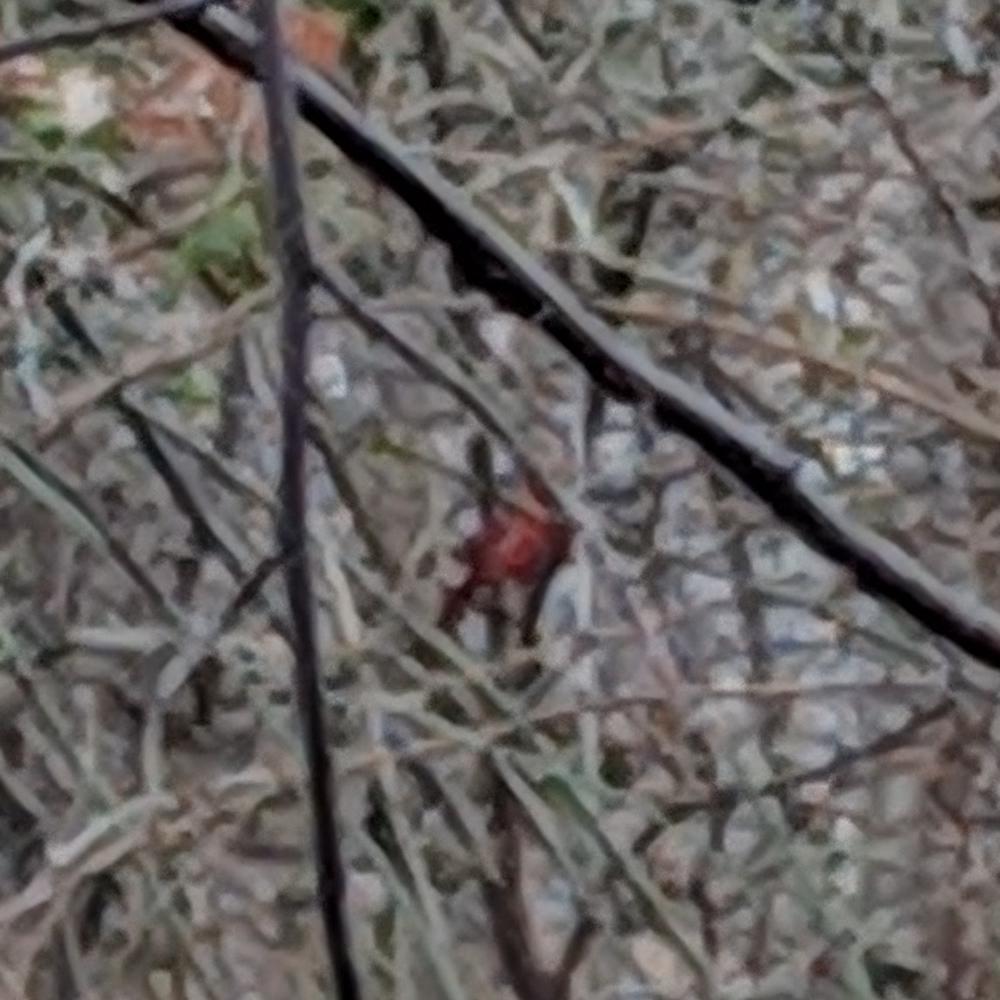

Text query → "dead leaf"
[120,5,348,160]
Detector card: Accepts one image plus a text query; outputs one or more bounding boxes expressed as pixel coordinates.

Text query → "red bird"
[438,488,572,630]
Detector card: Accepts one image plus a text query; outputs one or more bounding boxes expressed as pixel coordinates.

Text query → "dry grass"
[1,1,999,997]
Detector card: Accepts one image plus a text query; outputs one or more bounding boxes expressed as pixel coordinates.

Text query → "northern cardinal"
[438,484,573,631]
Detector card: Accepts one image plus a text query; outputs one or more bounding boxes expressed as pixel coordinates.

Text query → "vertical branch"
[253,1,360,997]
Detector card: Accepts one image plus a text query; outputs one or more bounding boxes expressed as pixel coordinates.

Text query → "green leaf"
[163,365,220,410]
[838,324,880,359]
[176,200,263,284]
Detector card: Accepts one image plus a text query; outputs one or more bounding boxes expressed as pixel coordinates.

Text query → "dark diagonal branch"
[0,0,210,65]
[149,2,1000,674]
[253,1,360,998]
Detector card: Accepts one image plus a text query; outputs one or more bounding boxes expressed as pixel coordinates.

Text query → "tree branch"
[147,2,1000,675]
[253,1,360,997]
[0,0,210,65]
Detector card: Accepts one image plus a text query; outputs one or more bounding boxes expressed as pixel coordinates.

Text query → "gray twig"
[0,0,210,65]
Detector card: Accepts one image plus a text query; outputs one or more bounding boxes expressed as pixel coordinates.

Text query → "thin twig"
[814,29,1000,344]
[368,436,565,527]
[482,783,545,1000]
[306,417,392,574]
[0,436,176,620]
[492,0,551,63]
[649,698,953,827]
[602,297,1000,447]
[8,634,225,1000]
[311,260,566,516]
[41,290,292,734]
[337,684,938,777]
[550,917,598,1000]
[142,1,1000,674]
[483,775,595,1000]
[45,287,251,577]
[253,0,360,997]
[0,0,211,64]
[36,285,273,446]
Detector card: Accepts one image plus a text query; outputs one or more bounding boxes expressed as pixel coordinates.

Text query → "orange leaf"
[279,5,347,73]
[120,5,348,160]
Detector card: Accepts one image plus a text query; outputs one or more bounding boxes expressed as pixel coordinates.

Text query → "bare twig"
[335,684,942,785]
[603,297,1000,448]
[368,436,562,527]
[551,916,598,1000]
[648,698,954,828]
[0,436,175,620]
[306,417,392,574]
[492,0,551,63]
[41,291,291,733]
[814,29,1000,344]
[45,287,255,576]
[483,776,595,1000]
[7,636,225,1000]
[483,781,548,1000]
[311,260,566,516]
[0,0,211,64]
[253,0,359,996]
[138,1,1000,674]
[36,286,273,446]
